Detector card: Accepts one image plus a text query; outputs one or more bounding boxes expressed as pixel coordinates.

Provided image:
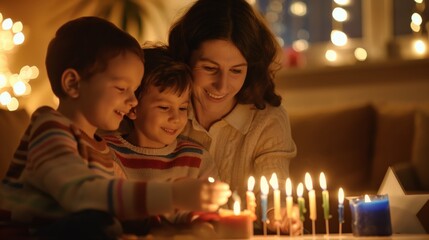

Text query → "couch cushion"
[370,104,416,189]
[288,104,375,192]
[411,110,429,190]
[0,109,30,179]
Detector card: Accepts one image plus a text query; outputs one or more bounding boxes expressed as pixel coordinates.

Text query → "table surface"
[120,233,429,240]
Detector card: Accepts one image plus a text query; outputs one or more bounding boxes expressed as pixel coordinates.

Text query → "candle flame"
[233,199,241,215]
[269,173,279,190]
[364,194,371,202]
[247,176,255,191]
[338,187,344,204]
[319,172,327,190]
[286,178,292,196]
[297,182,304,197]
[305,172,313,191]
[260,176,269,195]
[208,177,215,183]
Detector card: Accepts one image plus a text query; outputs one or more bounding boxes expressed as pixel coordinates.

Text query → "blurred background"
[0,0,428,113]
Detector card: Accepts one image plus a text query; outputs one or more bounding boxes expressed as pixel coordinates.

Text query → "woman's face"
[190,39,247,115]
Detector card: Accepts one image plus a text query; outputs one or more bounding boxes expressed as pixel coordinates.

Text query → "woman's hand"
[266,205,303,236]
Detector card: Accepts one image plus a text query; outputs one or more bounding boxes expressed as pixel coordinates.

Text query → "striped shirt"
[0,106,176,223]
[103,134,219,181]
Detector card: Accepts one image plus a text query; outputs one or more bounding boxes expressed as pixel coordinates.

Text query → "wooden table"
[120,233,429,239]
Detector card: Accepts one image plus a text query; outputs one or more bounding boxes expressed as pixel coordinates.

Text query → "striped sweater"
[103,134,219,181]
[0,106,176,223]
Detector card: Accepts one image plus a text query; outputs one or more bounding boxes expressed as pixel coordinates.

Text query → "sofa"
[1,102,428,235]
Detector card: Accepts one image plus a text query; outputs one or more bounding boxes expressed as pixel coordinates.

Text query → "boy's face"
[76,51,144,133]
[132,85,190,148]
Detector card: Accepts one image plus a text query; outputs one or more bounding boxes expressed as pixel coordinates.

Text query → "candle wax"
[273,189,281,221]
[338,203,344,223]
[261,194,268,222]
[322,190,330,219]
[246,191,256,217]
[349,195,392,236]
[308,189,317,221]
[298,197,306,222]
[217,210,253,239]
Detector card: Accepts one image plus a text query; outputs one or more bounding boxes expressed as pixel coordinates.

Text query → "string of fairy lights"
[411,0,427,55]
[0,12,39,111]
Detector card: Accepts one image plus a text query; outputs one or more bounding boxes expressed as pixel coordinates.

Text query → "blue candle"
[348,194,392,236]
[260,176,269,223]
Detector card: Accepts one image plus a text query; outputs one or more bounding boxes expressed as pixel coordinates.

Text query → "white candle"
[285,178,293,218]
[338,187,345,235]
[246,176,256,216]
[269,173,281,222]
[305,172,317,221]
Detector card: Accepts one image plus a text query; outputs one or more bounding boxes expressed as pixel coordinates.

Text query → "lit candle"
[260,176,269,235]
[297,182,306,236]
[285,178,293,236]
[319,172,330,234]
[349,194,392,236]
[246,176,256,218]
[208,177,215,183]
[217,193,253,239]
[338,187,345,235]
[269,173,281,222]
[269,173,281,236]
[305,172,317,235]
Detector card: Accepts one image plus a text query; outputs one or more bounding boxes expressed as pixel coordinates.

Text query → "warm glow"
[413,39,427,55]
[208,177,215,183]
[0,91,11,105]
[334,0,350,6]
[261,176,269,195]
[247,176,255,191]
[325,49,338,62]
[12,21,22,33]
[269,173,279,190]
[364,194,371,202]
[286,178,292,196]
[338,188,344,204]
[297,183,304,197]
[0,74,6,88]
[305,172,313,191]
[354,47,368,61]
[13,32,24,45]
[2,18,13,30]
[415,0,423,3]
[331,30,348,46]
[293,39,309,52]
[7,97,18,111]
[319,172,327,190]
[13,80,26,96]
[332,7,348,22]
[411,13,423,26]
[411,22,421,32]
[233,200,241,215]
[290,1,307,16]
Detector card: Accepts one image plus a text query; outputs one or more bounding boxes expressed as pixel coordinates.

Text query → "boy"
[104,45,219,181]
[0,17,230,239]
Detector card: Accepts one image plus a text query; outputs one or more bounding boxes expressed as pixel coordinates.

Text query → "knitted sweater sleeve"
[23,110,174,220]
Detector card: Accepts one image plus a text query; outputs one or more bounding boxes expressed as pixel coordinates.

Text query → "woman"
[168,0,301,235]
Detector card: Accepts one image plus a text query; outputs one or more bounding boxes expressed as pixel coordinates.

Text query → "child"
[0,17,230,239]
[104,45,219,182]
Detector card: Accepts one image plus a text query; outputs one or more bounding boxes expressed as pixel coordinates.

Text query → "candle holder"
[348,194,392,236]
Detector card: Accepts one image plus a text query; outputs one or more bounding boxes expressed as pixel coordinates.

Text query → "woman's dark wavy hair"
[168,0,282,109]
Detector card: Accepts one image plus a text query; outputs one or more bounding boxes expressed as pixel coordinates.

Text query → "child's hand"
[172,178,231,212]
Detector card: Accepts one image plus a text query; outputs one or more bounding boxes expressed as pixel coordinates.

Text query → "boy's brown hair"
[45,16,144,98]
[136,45,192,99]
